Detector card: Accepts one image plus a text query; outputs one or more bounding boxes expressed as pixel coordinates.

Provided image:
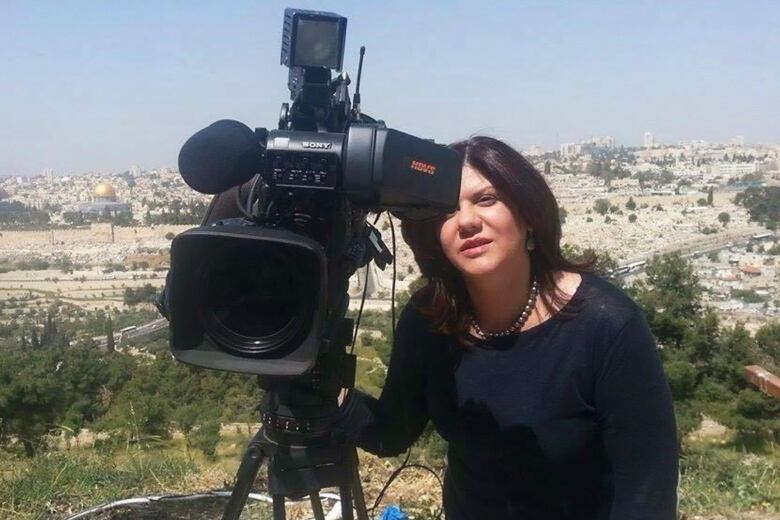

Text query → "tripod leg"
[273,494,286,520]
[222,429,268,520]
[349,451,370,520]
[339,485,354,520]
[309,491,326,520]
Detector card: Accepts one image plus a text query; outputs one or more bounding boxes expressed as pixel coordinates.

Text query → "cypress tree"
[106,316,115,352]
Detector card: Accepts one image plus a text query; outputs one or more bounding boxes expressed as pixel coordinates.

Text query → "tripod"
[221,314,370,520]
[221,426,369,520]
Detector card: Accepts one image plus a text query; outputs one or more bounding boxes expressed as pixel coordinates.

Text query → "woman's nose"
[457,204,481,235]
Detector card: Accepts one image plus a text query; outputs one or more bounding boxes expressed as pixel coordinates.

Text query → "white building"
[643,132,655,148]
[710,162,758,176]
[585,136,615,148]
[525,145,545,156]
[560,143,582,156]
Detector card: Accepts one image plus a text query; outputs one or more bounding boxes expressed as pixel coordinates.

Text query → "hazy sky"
[2,0,778,176]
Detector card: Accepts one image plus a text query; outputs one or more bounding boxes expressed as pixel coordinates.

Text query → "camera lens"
[199,241,318,358]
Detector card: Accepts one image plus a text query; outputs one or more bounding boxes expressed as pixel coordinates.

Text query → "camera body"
[164,8,461,379]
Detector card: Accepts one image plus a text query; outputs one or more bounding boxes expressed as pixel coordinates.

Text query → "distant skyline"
[2,0,779,176]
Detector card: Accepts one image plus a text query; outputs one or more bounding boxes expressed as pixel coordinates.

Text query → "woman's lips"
[460,240,492,258]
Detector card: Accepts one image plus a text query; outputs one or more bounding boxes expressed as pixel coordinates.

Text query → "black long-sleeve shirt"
[344,273,678,519]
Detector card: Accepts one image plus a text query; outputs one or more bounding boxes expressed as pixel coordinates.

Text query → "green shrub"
[192,419,221,459]
[664,360,698,400]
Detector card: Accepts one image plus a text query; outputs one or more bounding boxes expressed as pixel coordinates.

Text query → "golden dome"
[93,182,117,201]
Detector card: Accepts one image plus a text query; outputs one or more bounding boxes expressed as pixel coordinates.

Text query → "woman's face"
[438,164,529,280]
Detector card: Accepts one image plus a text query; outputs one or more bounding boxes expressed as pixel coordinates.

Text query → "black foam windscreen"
[178,120,261,194]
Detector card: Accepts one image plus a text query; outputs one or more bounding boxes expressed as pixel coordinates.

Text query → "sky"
[1,0,779,176]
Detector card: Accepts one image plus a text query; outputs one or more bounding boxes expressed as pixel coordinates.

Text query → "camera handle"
[221,425,369,520]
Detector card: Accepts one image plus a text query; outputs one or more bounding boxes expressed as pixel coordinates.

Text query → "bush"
[664,360,697,400]
[123,284,158,305]
[593,198,610,215]
[192,419,221,459]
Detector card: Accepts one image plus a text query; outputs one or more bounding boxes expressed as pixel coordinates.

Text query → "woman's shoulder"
[574,272,644,332]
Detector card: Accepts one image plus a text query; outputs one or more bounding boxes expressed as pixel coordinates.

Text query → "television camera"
[160,8,461,520]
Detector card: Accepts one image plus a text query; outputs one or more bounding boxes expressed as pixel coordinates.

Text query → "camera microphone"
[178,119,263,194]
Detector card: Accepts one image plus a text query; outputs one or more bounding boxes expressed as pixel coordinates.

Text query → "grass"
[679,441,780,514]
[2,429,780,518]
[0,446,199,519]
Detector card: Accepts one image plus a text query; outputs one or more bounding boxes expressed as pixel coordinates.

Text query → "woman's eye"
[478,195,497,205]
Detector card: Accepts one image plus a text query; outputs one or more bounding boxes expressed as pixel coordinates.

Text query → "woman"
[340,136,678,519]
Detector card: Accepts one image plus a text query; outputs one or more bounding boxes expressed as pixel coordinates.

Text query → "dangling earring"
[526,230,536,252]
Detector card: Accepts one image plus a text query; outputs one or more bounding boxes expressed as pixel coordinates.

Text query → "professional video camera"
[161,8,460,520]
[168,8,459,378]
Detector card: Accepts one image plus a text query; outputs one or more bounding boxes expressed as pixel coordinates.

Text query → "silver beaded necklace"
[471,278,539,339]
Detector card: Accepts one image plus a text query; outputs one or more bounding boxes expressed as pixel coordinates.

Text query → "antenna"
[352,46,366,119]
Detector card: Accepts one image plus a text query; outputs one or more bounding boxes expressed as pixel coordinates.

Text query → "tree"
[106,315,115,351]
[628,213,637,223]
[707,323,752,392]
[631,253,702,348]
[717,211,731,227]
[594,198,610,215]
[192,414,221,459]
[558,206,568,225]
[755,322,780,373]
[625,196,636,211]
[173,403,201,450]
[707,186,714,206]
[734,186,780,229]
[123,284,158,305]
[561,245,620,286]
[664,360,698,400]
[0,350,64,456]
[729,389,780,442]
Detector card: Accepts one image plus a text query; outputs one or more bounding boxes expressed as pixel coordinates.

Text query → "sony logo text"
[302,141,333,150]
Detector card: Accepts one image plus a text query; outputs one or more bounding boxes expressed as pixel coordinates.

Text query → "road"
[618,227,775,274]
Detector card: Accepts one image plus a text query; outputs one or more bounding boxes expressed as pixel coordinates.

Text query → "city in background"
[2,131,777,333]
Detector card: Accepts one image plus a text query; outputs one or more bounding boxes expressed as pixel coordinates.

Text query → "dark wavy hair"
[401,135,593,343]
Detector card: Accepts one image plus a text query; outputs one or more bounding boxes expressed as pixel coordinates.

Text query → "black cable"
[368,454,444,520]
[359,212,442,519]
[350,212,387,352]
[388,212,397,332]
[350,263,370,354]
[368,449,411,514]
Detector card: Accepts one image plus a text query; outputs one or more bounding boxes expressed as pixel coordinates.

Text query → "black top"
[342,273,679,519]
